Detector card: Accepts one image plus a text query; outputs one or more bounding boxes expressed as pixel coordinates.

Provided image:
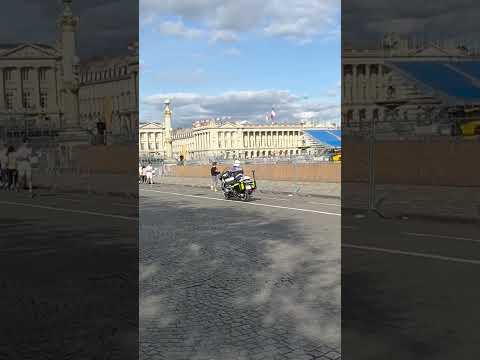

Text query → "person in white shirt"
[0,142,8,188]
[6,145,17,191]
[16,137,33,194]
[145,163,154,185]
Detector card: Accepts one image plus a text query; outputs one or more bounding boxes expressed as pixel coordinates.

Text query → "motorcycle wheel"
[224,192,230,200]
[242,191,250,202]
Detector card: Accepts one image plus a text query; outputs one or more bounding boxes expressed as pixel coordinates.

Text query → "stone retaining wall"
[173,163,341,183]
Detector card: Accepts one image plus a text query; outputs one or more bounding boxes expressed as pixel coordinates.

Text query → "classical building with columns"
[79,43,139,144]
[342,33,480,136]
[0,0,138,149]
[139,102,338,160]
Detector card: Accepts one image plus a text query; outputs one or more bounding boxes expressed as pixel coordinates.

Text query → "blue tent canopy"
[454,62,480,81]
[305,130,341,148]
[388,61,480,103]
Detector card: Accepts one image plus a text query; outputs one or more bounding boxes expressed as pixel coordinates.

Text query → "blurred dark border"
[342,1,480,358]
[0,1,138,359]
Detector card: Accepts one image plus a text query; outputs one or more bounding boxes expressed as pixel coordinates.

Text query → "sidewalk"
[343,182,480,222]
[155,175,341,199]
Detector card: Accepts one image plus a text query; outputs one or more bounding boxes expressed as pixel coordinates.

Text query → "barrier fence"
[342,122,480,219]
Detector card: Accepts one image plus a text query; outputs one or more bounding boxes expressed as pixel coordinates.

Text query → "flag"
[270,108,276,121]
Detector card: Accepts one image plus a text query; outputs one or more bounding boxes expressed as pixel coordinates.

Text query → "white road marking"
[54,197,138,208]
[141,189,341,216]
[343,244,480,265]
[258,195,341,207]
[0,200,138,221]
[404,232,480,244]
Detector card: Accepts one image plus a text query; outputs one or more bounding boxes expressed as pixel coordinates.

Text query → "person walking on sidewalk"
[6,145,18,191]
[16,137,34,196]
[145,163,154,185]
[210,162,220,191]
[0,142,8,189]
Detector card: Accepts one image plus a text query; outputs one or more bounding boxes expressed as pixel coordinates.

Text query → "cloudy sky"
[0,0,138,59]
[140,0,341,128]
[343,0,480,48]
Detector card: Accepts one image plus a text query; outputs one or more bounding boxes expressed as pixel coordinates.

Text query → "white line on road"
[51,197,138,208]
[0,200,138,221]
[258,195,341,207]
[343,244,480,265]
[404,232,480,244]
[141,189,341,216]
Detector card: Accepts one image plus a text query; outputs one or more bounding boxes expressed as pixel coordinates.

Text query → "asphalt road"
[140,184,341,360]
[0,190,138,360]
[342,213,480,360]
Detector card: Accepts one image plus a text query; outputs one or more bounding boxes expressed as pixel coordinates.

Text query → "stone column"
[379,64,384,101]
[365,64,370,102]
[352,65,357,104]
[33,67,40,110]
[16,67,23,110]
[0,68,4,110]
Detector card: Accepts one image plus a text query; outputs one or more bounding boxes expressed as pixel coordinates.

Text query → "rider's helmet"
[233,160,241,167]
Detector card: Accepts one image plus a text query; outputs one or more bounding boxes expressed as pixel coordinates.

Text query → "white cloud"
[157,20,204,39]
[141,0,340,43]
[209,30,240,43]
[224,47,241,56]
[141,90,339,127]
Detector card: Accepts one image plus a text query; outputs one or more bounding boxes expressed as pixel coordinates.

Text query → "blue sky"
[140,0,340,128]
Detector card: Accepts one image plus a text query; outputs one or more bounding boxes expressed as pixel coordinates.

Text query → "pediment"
[0,43,59,59]
[219,122,238,129]
[139,122,164,130]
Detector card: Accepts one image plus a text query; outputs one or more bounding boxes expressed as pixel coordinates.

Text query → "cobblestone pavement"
[0,191,138,359]
[140,184,341,360]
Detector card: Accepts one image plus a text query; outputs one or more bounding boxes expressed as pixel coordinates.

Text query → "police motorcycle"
[220,168,257,202]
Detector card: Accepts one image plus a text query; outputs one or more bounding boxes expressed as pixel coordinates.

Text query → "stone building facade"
[0,43,63,139]
[0,0,138,149]
[342,33,480,136]
[139,102,328,161]
[79,44,139,144]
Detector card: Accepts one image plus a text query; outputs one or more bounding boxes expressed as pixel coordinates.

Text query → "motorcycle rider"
[220,160,243,190]
[229,160,243,178]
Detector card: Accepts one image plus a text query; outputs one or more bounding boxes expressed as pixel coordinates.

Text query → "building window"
[40,91,48,109]
[39,68,47,81]
[5,91,14,110]
[22,90,33,109]
[21,68,31,81]
[4,69,13,81]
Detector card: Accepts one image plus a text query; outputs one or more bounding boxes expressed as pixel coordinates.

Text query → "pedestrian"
[16,137,34,196]
[6,145,17,191]
[141,165,147,183]
[139,163,143,183]
[145,163,154,185]
[0,142,8,189]
[210,161,220,192]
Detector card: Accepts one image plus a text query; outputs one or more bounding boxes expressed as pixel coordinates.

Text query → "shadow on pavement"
[140,197,340,360]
